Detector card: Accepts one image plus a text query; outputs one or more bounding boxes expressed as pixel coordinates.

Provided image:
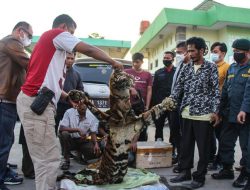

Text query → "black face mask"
[163,60,172,67]
[234,52,246,63]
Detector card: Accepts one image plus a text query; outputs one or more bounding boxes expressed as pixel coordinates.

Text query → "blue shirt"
[220,61,250,122]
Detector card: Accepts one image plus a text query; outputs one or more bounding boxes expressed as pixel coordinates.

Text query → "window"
[150,63,153,70]
[155,59,158,68]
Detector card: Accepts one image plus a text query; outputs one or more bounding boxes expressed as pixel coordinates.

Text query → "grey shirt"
[59,67,83,104]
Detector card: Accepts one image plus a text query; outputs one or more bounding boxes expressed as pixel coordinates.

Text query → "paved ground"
[8,122,242,190]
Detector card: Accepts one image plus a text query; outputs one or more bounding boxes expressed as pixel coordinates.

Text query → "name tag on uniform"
[242,74,250,78]
[228,74,234,79]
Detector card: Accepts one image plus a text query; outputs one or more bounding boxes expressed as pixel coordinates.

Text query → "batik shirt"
[171,59,220,116]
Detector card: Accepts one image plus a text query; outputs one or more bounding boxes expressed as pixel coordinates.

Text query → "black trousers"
[219,119,249,167]
[19,125,34,177]
[179,118,212,182]
[22,143,35,176]
[169,111,181,156]
[154,112,170,141]
[209,121,223,163]
[55,103,71,135]
[59,131,97,161]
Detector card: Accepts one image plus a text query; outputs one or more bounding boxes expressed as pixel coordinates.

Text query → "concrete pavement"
[8,122,242,190]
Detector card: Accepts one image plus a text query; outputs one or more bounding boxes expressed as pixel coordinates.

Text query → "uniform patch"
[242,74,250,78]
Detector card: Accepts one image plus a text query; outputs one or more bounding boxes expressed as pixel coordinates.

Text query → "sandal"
[60,159,70,170]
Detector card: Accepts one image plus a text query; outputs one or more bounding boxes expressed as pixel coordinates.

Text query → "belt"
[0,99,16,104]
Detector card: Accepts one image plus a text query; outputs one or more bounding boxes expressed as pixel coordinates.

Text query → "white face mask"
[210,53,220,63]
[20,33,31,47]
[175,53,185,66]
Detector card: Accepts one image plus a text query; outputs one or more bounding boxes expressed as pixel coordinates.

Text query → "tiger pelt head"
[109,69,134,97]
[109,69,134,113]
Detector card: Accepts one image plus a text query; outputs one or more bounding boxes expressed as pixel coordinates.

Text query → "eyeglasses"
[20,28,33,39]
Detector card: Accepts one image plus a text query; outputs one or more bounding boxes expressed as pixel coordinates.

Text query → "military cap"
[232,39,250,51]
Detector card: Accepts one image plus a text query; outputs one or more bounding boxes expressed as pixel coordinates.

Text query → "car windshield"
[73,63,112,85]
[73,62,131,85]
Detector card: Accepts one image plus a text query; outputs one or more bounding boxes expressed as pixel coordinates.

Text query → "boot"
[170,169,191,183]
[232,167,248,188]
[211,164,234,180]
[243,173,250,190]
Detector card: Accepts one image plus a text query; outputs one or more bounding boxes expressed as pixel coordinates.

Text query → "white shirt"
[59,108,99,138]
[21,29,81,105]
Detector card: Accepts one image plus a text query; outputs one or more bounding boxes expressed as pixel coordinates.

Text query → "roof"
[131,2,250,53]
[29,36,131,58]
[31,36,130,48]
[193,0,223,11]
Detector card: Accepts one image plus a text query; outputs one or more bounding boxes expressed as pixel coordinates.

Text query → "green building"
[30,36,131,59]
[131,0,250,72]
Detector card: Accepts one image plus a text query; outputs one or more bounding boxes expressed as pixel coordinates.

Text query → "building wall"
[147,26,250,73]
[148,27,219,73]
[186,27,219,60]
[148,32,176,73]
[226,26,250,63]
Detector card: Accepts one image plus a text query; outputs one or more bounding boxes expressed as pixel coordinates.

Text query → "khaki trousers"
[17,91,60,190]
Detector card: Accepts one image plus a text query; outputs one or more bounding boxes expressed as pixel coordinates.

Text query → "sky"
[1,0,250,49]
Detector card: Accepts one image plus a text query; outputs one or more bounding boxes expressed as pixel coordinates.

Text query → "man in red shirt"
[17,14,122,190]
[125,52,152,140]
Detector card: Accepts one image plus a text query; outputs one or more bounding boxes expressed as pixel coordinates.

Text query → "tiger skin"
[68,69,176,185]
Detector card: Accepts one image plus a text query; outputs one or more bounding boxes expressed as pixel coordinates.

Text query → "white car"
[73,58,132,111]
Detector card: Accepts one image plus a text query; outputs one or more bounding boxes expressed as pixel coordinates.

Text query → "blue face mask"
[210,53,220,63]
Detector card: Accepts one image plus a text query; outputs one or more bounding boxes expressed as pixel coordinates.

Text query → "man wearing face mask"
[210,42,230,92]
[208,42,230,171]
[211,39,250,189]
[152,51,176,148]
[170,41,190,173]
[171,41,190,92]
[237,77,250,190]
[0,21,33,190]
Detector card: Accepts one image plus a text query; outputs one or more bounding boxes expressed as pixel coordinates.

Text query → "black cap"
[232,39,250,51]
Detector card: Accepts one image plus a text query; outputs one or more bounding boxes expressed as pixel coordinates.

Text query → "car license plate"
[93,99,110,108]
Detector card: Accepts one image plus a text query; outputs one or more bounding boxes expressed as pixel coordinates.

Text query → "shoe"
[24,174,35,179]
[6,163,17,169]
[60,159,70,170]
[233,167,248,188]
[211,168,234,180]
[4,176,23,185]
[170,170,191,183]
[243,179,250,190]
[190,180,204,189]
[208,162,222,171]
[57,170,76,182]
[0,184,10,190]
[173,165,181,173]
[172,156,178,165]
